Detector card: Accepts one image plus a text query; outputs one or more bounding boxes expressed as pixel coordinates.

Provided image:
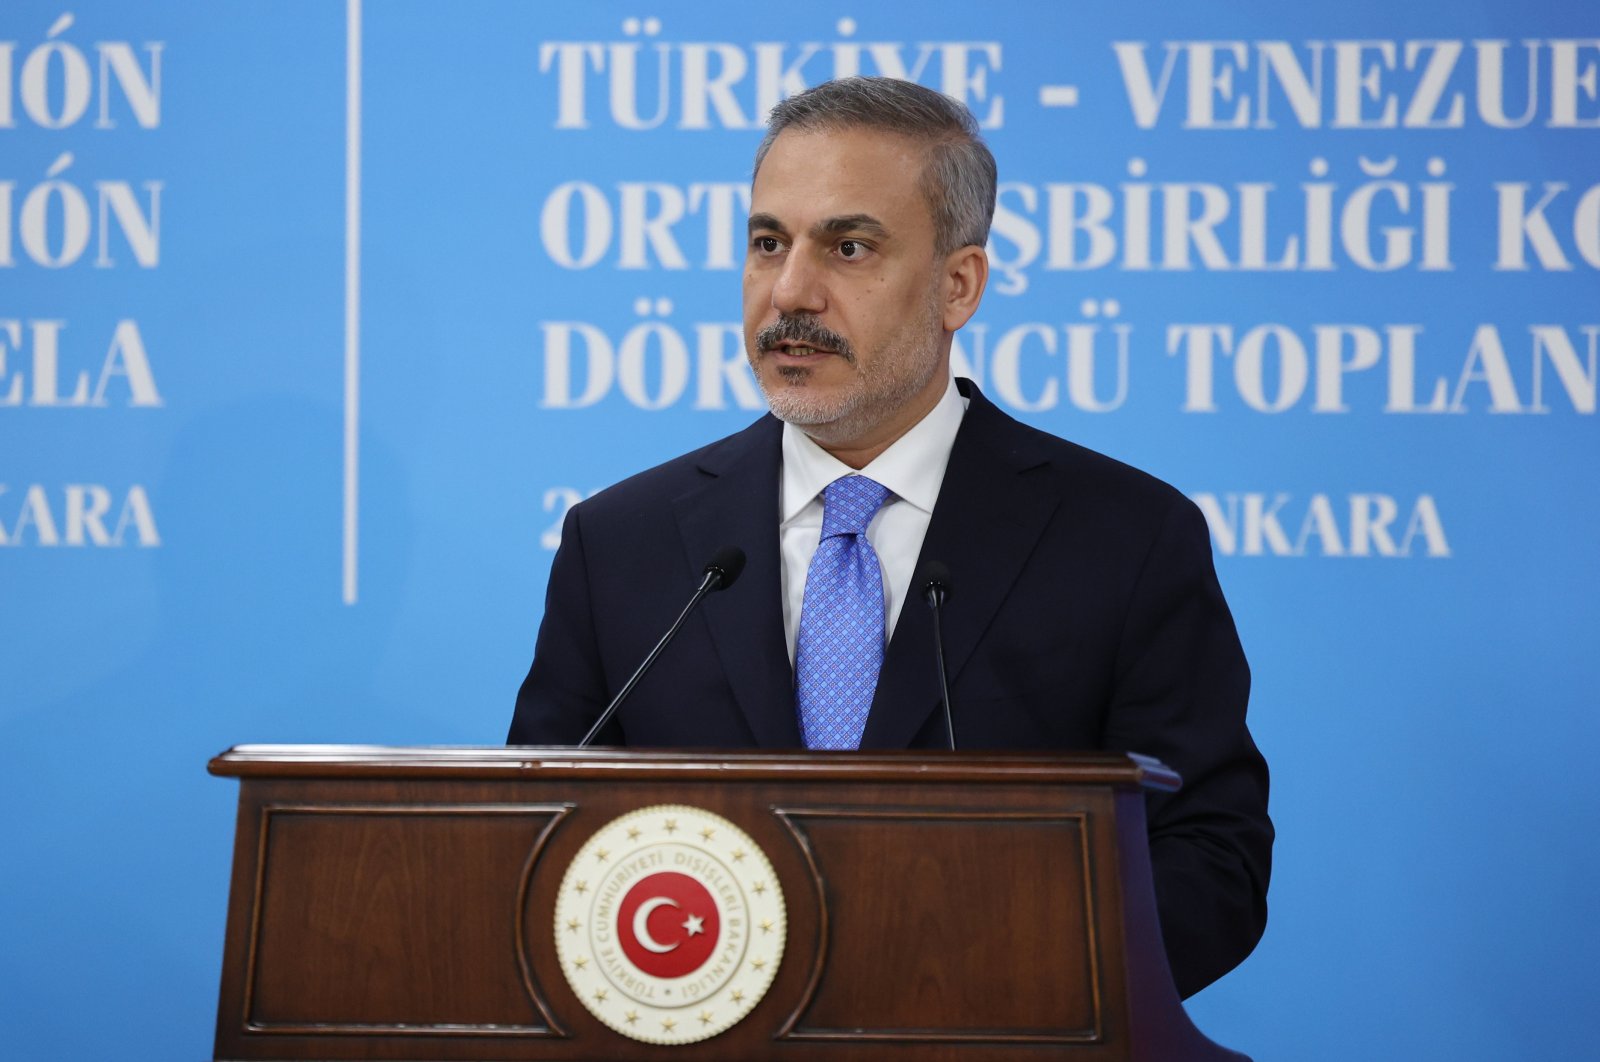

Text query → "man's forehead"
[750,126,931,228]
[757,124,928,176]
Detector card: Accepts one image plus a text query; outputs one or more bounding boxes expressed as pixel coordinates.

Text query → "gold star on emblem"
[594,847,610,862]
[731,989,746,1004]
[731,847,747,862]
[699,826,715,841]
[624,1009,639,1025]
[752,880,767,895]
[565,917,580,933]
[699,1008,714,1025]
[663,818,679,834]
[760,918,774,934]
[752,957,767,970]
[594,987,609,1002]
[626,826,641,841]
[574,879,588,894]
[573,956,589,969]
[662,1017,677,1032]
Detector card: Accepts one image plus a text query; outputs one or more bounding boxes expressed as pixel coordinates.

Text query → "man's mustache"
[754,315,855,362]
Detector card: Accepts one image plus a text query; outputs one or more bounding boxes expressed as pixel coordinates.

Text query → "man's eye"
[755,236,782,254]
[838,240,865,259]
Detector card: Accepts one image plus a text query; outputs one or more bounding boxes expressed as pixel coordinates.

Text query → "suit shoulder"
[1058,434,1190,512]
[961,379,1190,517]
[572,415,778,520]
[982,407,1194,524]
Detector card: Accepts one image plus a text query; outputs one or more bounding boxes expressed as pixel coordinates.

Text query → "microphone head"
[705,546,747,591]
[915,559,952,605]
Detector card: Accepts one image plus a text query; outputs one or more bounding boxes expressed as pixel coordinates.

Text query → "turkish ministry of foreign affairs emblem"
[554,805,787,1044]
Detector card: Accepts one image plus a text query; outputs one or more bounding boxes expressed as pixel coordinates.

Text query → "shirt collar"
[780,374,966,523]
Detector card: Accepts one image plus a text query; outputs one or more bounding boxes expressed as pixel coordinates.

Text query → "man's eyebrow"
[745,212,892,241]
[747,212,788,236]
[812,214,890,241]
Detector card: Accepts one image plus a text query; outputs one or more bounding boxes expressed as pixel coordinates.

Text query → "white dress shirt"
[778,374,968,664]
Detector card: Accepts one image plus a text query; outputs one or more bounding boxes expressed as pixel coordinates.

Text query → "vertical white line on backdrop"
[342,0,363,605]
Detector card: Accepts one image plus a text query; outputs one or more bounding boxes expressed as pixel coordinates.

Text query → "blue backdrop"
[3,2,1597,1058]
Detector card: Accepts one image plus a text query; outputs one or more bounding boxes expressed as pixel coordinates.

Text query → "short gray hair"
[753,77,997,256]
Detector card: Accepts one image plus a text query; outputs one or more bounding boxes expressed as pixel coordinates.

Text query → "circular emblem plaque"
[554,805,787,1044]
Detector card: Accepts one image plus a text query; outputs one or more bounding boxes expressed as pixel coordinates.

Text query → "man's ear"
[941,244,989,331]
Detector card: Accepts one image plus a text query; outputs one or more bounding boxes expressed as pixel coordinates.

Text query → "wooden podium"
[209,745,1248,1061]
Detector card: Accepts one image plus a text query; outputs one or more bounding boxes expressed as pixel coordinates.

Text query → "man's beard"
[750,288,945,447]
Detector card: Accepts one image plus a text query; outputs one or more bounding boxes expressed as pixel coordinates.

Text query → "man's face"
[743,126,951,454]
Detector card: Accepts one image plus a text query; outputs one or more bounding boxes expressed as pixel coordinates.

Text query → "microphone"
[915,559,957,750]
[578,546,747,747]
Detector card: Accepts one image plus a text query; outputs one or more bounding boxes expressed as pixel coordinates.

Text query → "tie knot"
[820,475,891,538]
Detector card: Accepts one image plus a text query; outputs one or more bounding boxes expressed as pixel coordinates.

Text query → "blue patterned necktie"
[796,475,894,750]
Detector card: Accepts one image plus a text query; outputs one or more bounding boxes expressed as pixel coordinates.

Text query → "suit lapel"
[860,383,1062,749]
[672,417,803,747]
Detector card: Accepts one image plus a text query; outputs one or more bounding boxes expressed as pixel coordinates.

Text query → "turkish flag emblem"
[616,871,721,978]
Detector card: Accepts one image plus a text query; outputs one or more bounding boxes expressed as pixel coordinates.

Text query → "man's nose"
[771,251,826,316]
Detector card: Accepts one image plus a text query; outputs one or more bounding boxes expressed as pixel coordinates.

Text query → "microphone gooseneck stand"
[578,546,747,748]
[916,559,957,751]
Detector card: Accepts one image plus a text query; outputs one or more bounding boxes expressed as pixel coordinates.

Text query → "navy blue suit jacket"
[510,379,1272,997]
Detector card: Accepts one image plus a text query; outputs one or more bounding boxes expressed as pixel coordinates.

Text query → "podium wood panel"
[776,808,1101,1041]
[210,745,1246,1061]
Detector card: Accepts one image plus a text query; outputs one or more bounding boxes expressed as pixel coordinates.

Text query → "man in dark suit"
[510,77,1271,999]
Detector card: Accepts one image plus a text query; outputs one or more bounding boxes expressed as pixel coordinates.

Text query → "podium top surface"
[208,744,1179,790]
